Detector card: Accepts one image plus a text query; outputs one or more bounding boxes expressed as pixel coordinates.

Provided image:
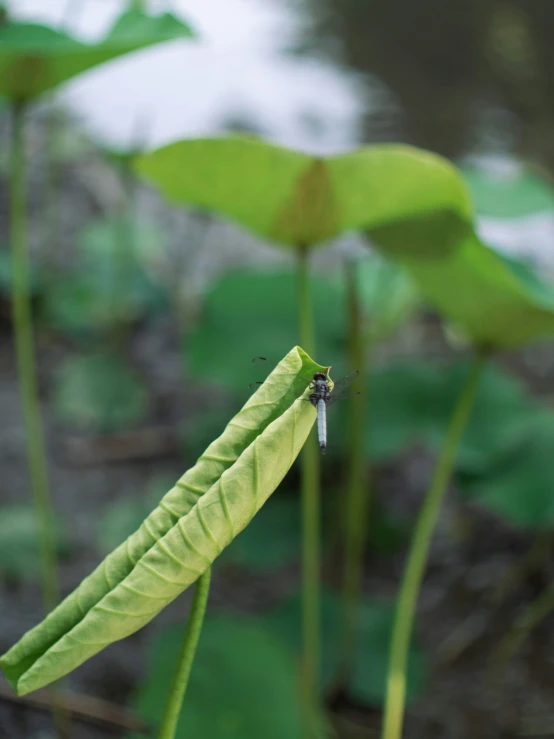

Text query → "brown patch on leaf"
[272,159,339,246]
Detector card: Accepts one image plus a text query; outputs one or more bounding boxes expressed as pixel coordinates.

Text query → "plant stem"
[381,352,486,739]
[157,569,212,739]
[10,101,60,614]
[296,244,321,736]
[489,582,554,679]
[335,259,369,687]
[11,100,66,737]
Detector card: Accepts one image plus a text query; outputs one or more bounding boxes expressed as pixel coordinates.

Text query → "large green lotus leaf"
[372,230,554,348]
[0,11,194,100]
[462,164,554,218]
[135,137,472,248]
[264,590,427,706]
[0,347,325,695]
[131,617,305,739]
[186,268,347,394]
[458,412,554,530]
[340,360,537,468]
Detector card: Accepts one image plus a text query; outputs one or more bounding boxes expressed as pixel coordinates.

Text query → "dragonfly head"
[313,372,327,381]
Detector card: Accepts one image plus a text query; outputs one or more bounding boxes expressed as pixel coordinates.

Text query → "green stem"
[157,569,212,739]
[381,352,486,739]
[296,244,321,736]
[11,100,67,737]
[335,260,369,687]
[10,101,60,615]
[111,158,137,349]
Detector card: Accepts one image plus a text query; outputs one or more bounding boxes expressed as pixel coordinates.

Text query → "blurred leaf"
[106,7,195,44]
[80,215,168,276]
[353,254,420,343]
[187,269,348,393]
[0,249,41,297]
[264,590,427,706]
[458,411,554,530]
[462,163,554,218]
[351,360,536,469]
[1,347,325,695]
[373,232,554,349]
[0,14,194,100]
[0,506,67,583]
[97,475,176,555]
[136,138,471,248]
[53,353,150,433]
[43,219,169,339]
[218,494,301,573]
[131,617,305,739]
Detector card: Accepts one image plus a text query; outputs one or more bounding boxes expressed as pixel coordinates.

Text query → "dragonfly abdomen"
[316,398,327,453]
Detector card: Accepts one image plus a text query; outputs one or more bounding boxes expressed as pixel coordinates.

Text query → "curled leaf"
[1,347,325,696]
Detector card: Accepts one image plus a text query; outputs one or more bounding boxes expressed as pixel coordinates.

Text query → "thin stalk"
[335,260,369,687]
[43,99,63,282]
[381,352,486,739]
[10,100,66,737]
[296,244,321,736]
[10,101,60,613]
[489,582,554,679]
[111,158,137,349]
[157,569,212,739]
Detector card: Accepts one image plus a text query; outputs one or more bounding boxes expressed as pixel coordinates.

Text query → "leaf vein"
[177,519,212,566]
[196,503,222,555]
[218,476,235,539]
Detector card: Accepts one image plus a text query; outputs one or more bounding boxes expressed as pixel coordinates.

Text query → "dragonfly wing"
[329,370,360,395]
[326,391,360,407]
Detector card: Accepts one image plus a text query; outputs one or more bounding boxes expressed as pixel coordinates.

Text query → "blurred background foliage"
[4,1,554,738]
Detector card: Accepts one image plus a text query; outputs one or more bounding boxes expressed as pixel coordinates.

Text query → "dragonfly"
[250,357,360,454]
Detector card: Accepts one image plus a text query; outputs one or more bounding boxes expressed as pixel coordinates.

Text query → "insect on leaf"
[0,346,326,696]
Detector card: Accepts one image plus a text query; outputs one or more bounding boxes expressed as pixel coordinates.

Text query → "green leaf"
[42,219,169,339]
[0,506,67,583]
[458,412,554,530]
[355,360,536,469]
[218,493,301,573]
[264,590,427,706]
[135,137,471,248]
[136,135,554,348]
[0,346,325,695]
[186,269,347,394]
[0,12,194,101]
[462,163,554,218]
[352,254,419,343]
[385,236,554,348]
[53,353,150,432]
[106,7,195,45]
[131,617,305,739]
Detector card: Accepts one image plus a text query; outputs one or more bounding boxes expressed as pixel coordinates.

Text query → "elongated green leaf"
[134,137,471,248]
[0,346,326,696]
[0,12,194,100]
